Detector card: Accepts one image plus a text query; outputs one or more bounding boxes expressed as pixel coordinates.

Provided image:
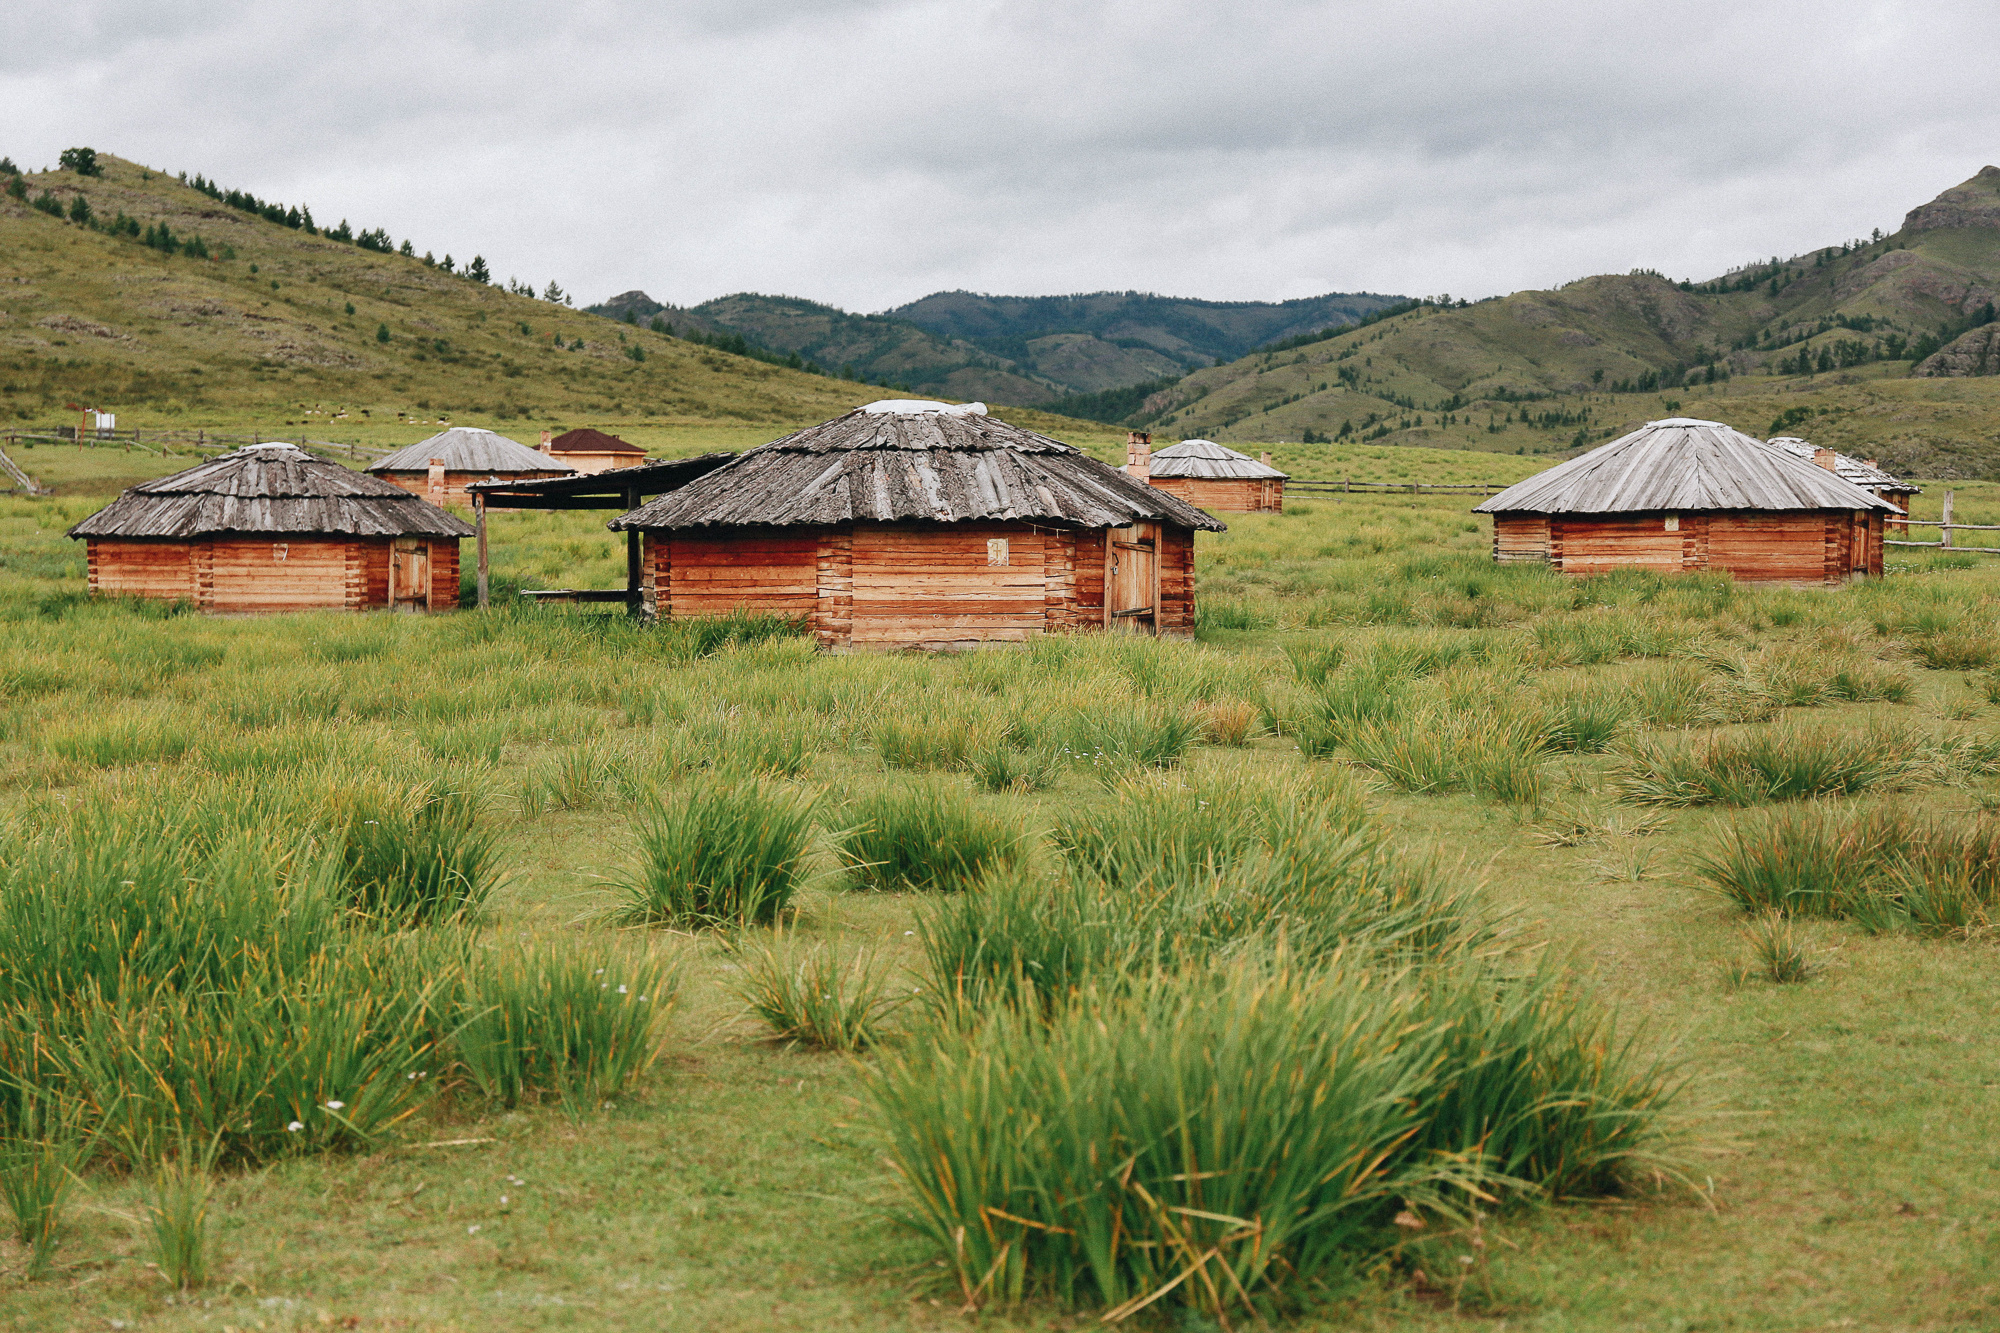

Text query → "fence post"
[1943,490,1955,548]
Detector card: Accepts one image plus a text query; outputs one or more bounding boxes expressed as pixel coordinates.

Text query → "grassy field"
[3,445,2000,1331]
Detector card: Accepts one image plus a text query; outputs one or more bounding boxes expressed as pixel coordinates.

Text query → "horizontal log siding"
[665,529,819,622]
[1555,518,1683,574]
[815,528,855,649]
[851,523,1048,647]
[1159,527,1196,637]
[1492,516,1551,563]
[207,538,351,612]
[429,540,461,610]
[1708,513,1841,585]
[1530,510,1877,585]
[1149,477,1280,514]
[88,540,195,602]
[1074,530,1107,624]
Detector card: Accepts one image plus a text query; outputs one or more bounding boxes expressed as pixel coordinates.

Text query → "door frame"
[1102,522,1160,634]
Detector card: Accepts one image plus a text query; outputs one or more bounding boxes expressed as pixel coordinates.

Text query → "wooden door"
[390,538,430,610]
[1105,523,1159,634]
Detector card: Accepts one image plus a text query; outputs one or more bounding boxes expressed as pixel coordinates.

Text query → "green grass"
[5,447,2000,1327]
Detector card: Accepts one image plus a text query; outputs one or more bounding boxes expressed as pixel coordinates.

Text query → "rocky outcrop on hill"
[1902,165,2000,234]
[1916,323,2000,377]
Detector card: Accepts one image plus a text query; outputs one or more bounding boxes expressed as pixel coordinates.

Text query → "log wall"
[849,523,1049,649]
[1503,510,1883,585]
[1492,515,1551,563]
[1149,477,1281,514]
[642,521,1202,648]
[86,537,461,612]
[87,540,195,602]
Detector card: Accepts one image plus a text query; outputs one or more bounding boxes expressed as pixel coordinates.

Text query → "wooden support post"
[474,494,490,609]
[624,488,642,616]
[1942,490,1955,548]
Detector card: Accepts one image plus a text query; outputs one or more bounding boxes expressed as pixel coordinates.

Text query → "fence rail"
[1287,479,1505,495]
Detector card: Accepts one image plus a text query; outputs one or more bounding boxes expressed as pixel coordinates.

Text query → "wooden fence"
[0,426,390,463]
[1287,479,1505,495]
[1884,490,2000,555]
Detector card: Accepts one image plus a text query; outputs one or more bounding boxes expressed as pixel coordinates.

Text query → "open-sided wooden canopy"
[463,453,734,611]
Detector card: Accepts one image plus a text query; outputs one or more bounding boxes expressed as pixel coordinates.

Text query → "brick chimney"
[1813,447,1837,472]
[1863,457,1879,468]
[539,428,553,455]
[427,458,446,502]
[1260,451,1273,467]
[1126,431,1152,478]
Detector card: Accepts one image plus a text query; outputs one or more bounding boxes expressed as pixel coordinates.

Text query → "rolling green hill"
[1145,167,2000,476]
[0,154,866,434]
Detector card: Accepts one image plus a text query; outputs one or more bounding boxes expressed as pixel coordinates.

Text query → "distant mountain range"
[1140,166,2000,467]
[585,288,1403,408]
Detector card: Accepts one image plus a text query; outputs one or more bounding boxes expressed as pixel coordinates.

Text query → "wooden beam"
[625,488,643,616]
[474,493,490,610]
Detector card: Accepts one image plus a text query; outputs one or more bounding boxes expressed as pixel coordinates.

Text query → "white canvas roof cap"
[860,399,987,416]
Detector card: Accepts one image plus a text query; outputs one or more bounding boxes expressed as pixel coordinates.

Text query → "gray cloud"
[4,0,1996,310]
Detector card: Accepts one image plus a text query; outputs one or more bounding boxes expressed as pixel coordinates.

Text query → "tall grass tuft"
[728,931,904,1050]
[1341,707,1548,804]
[1690,804,2000,933]
[1740,913,1819,983]
[874,955,1674,1318]
[142,1150,215,1291]
[0,1102,86,1278]
[834,784,1026,892]
[1610,728,1912,807]
[330,779,502,926]
[451,943,675,1107]
[614,782,818,927]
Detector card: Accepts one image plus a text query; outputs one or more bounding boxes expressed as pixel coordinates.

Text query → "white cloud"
[4,0,1995,310]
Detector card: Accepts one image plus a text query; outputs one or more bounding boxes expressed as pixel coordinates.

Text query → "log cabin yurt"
[1472,417,1901,584]
[1148,438,1288,512]
[69,442,474,612]
[1762,436,1921,508]
[607,400,1226,649]
[368,427,573,506]
[541,427,650,474]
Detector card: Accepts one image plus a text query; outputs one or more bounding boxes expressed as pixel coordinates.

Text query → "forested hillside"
[0,154,862,430]
[588,287,1403,406]
[1144,167,2000,477]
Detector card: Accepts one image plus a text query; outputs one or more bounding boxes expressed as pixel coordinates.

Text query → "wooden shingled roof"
[1473,418,1901,516]
[1150,439,1289,480]
[608,403,1227,533]
[69,443,476,540]
[370,427,574,475]
[1762,437,1920,495]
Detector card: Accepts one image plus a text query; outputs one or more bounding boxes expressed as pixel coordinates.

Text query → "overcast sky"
[5,0,1997,313]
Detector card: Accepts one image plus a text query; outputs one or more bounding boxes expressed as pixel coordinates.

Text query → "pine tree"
[649,316,667,334]
[57,147,101,177]
[377,323,391,343]
[0,157,16,175]
[4,177,24,200]
[440,255,456,273]
[467,255,490,284]
[542,280,566,304]
[399,239,414,256]
[66,194,91,224]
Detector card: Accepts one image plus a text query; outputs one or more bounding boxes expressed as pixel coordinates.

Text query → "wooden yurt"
[69,442,474,612]
[1475,418,1900,584]
[607,400,1226,649]
[1762,436,1921,507]
[369,428,573,506]
[1148,439,1288,512]
[542,428,649,474]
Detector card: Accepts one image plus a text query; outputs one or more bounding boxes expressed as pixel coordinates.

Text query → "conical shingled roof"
[1473,419,1899,515]
[69,443,475,540]
[609,404,1226,532]
[1150,439,1288,480]
[370,427,574,475]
